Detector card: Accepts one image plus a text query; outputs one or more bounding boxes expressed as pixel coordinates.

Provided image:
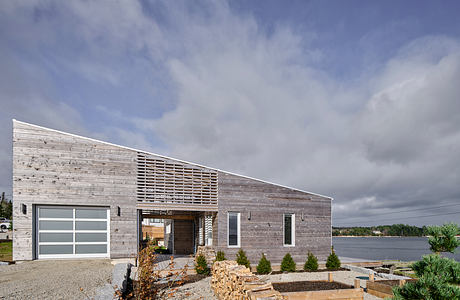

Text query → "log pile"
[211,260,284,300]
[196,245,216,263]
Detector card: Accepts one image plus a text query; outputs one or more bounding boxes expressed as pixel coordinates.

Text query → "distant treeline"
[333,224,427,236]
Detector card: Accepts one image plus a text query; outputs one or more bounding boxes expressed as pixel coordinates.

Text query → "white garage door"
[36,206,110,259]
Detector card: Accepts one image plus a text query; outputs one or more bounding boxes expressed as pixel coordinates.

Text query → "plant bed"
[272,280,353,292]
[366,279,417,298]
[273,280,364,300]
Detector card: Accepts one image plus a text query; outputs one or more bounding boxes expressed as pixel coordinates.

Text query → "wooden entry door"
[174,220,194,254]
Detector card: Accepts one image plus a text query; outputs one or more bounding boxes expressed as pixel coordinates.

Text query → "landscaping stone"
[95,262,131,300]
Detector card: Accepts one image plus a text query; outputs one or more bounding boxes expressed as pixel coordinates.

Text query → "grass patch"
[0,240,12,261]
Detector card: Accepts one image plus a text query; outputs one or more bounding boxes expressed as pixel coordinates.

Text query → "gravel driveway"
[0,259,113,299]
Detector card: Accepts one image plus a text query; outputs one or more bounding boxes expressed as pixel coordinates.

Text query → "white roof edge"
[13,119,333,200]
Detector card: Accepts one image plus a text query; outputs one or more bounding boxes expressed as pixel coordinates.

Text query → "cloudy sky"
[1,0,460,226]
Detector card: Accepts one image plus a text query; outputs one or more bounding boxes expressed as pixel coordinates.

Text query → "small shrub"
[216,251,226,261]
[195,254,210,275]
[280,253,296,272]
[236,249,251,269]
[304,252,318,271]
[154,245,169,254]
[256,253,272,274]
[326,247,341,270]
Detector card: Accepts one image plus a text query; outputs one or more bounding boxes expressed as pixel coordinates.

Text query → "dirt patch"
[272,280,353,293]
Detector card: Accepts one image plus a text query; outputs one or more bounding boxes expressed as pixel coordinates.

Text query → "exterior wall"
[216,172,331,265]
[12,121,137,260]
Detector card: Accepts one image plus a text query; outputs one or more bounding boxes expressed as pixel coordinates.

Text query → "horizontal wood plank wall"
[12,121,137,260]
[216,172,331,265]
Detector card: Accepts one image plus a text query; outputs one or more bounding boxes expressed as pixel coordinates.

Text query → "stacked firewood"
[196,245,216,263]
[211,261,284,300]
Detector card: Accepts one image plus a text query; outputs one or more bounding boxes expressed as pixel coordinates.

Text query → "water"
[333,236,460,262]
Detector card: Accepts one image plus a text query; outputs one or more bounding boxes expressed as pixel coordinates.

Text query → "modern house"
[12,120,332,263]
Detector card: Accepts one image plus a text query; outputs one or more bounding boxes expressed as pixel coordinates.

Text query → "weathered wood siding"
[12,121,137,260]
[216,172,331,265]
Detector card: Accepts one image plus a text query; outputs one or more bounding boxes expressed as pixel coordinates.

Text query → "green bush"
[426,222,460,253]
[216,251,226,261]
[392,223,460,300]
[326,247,341,270]
[195,254,210,275]
[236,249,251,269]
[256,254,272,274]
[280,253,296,272]
[304,252,318,271]
[154,245,169,254]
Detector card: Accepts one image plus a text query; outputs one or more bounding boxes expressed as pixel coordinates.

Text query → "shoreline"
[334,235,460,237]
[333,235,427,237]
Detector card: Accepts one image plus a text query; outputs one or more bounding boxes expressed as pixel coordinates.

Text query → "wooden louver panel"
[136,153,218,207]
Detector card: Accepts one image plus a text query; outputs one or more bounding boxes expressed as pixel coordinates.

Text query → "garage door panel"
[39,220,73,230]
[37,206,109,259]
[76,244,107,254]
[76,233,107,243]
[76,209,107,219]
[39,208,73,218]
[75,221,107,230]
[39,245,73,255]
[39,233,73,243]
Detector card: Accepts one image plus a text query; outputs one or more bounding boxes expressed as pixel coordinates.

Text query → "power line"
[334,202,460,220]
[334,210,460,226]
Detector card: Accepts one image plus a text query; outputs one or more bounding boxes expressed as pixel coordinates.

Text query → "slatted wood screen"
[137,153,218,208]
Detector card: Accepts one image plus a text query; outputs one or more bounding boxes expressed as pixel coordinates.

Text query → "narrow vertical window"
[228,212,240,247]
[284,213,295,246]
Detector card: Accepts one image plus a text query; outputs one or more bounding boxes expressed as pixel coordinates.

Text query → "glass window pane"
[76,233,107,243]
[75,209,107,219]
[76,221,107,230]
[75,244,107,254]
[284,214,292,245]
[39,221,73,230]
[39,245,73,255]
[39,233,73,243]
[39,208,73,219]
[228,213,238,246]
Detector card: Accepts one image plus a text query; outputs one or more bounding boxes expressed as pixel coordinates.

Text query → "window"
[284,213,295,246]
[228,212,240,247]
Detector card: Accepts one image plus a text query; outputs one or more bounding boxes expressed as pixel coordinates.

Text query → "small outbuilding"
[12,120,332,264]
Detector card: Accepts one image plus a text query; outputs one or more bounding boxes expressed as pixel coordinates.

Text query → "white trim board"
[13,119,333,200]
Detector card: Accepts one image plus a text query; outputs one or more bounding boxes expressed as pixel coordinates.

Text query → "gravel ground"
[171,270,381,300]
[0,259,113,300]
